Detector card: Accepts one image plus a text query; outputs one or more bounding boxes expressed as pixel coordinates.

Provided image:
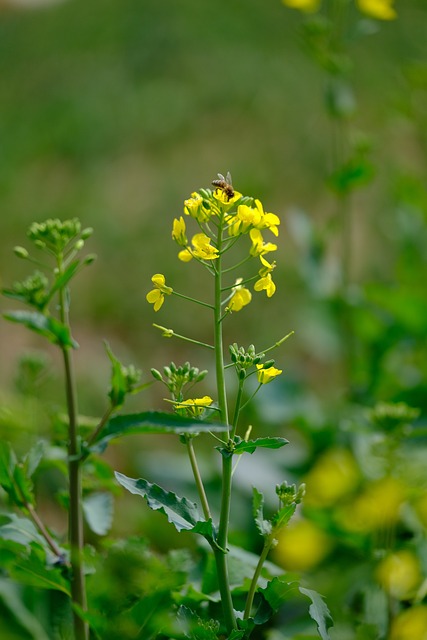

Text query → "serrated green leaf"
[252,488,272,537]
[9,547,70,595]
[234,437,288,455]
[83,492,113,536]
[177,605,220,640]
[299,587,333,640]
[3,311,78,349]
[115,472,214,539]
[273,503,297,530]
[92,411,227,451]
[260,577,299,612]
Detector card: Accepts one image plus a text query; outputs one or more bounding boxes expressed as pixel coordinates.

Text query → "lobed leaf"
[115,473,214,539]
[252,487,272,537]
[299,586,334,640]
[92,410,227,451]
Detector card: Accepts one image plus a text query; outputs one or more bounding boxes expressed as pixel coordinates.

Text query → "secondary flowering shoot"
[146,274,173,311]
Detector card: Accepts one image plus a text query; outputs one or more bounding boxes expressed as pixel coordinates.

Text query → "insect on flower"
[212,171,235,200]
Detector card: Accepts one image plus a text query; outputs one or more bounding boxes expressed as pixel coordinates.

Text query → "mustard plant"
[1,219,224,639]
[115,174,333,639]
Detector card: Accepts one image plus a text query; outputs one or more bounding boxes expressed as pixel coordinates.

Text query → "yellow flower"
[227,203,262,236]
[249,229,277,257]
[376,551,421,600]
[282,0,321,13]
[274,520,332,571]
[213,188,242,206]
[146,274,173,311]
[175,395,213,417]
[254,273,276,297]
[190,233,219,261]
[256,364,282,384]
[253,199,280,237]
[228,279,252,312]
[357,0,397,20]
[172,216,187,246]
[304,448,360,507]
[390,606,427,640]
[184,192,211,222]
[339,477,405,533]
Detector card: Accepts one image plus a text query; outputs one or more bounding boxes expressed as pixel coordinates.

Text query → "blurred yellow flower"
[282,0,321,13]
[390,606,427,640]
[357,0,397,20]
[228,279,252,312]
[339,476,405,532]
[275,519,332,571]
[305,448,360,507]
[213,188,242,206]
[227,203,262,236]
[256,364,282,384]
[376,551,422,600]
[146,274,173,312]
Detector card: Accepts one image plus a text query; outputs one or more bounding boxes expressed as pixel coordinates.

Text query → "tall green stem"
[186,438,211,521]
[244,537,274,619]
[212,215,237,632]
[58,260,88,640]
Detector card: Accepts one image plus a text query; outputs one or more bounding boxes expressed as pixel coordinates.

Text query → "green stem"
[215,453,237,632]
[85,405,114,450]
[212,214,236,633]
[231,379,244,440]
[244,537,274,620]
[58,260,88,640]
[173,290,214,309]
[185,438,211,521]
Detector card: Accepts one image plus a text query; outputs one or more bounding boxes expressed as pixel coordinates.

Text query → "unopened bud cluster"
[151,361,207,401]
[276,481,306,508]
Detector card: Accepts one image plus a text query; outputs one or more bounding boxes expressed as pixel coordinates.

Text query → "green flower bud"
[151,368,163,382]
[83,254,97,265]
[81,227,94,240]
[13,246,29,259]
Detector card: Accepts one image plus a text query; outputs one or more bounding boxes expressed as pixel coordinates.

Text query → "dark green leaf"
[0,577,51,640]
[299,587,333,640]
[83,492,114,536]
[0,442,17,493]
[273,503,297,530]
[3,311,78,349]
[234,437,288,455]
[9,547,70,595]
[260,577,299,612]
[23,441,45,479]
[177,605,220,640]
[115,473,214,539]
[253,488,272,537]
[105,341,128,408]
[92,411,227,451]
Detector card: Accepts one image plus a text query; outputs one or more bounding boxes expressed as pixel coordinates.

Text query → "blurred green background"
[1,0,427,638]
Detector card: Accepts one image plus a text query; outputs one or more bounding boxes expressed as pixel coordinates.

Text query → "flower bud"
[13,246,29,259]
[81,227,94,240]
[151,368,163,382]
[83,253,97,265]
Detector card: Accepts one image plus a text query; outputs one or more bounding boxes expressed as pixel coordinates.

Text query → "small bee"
[212,171,235,200]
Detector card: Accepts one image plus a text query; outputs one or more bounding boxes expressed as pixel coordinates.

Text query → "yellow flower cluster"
[281,0,397,20]
[148,177,281,313]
